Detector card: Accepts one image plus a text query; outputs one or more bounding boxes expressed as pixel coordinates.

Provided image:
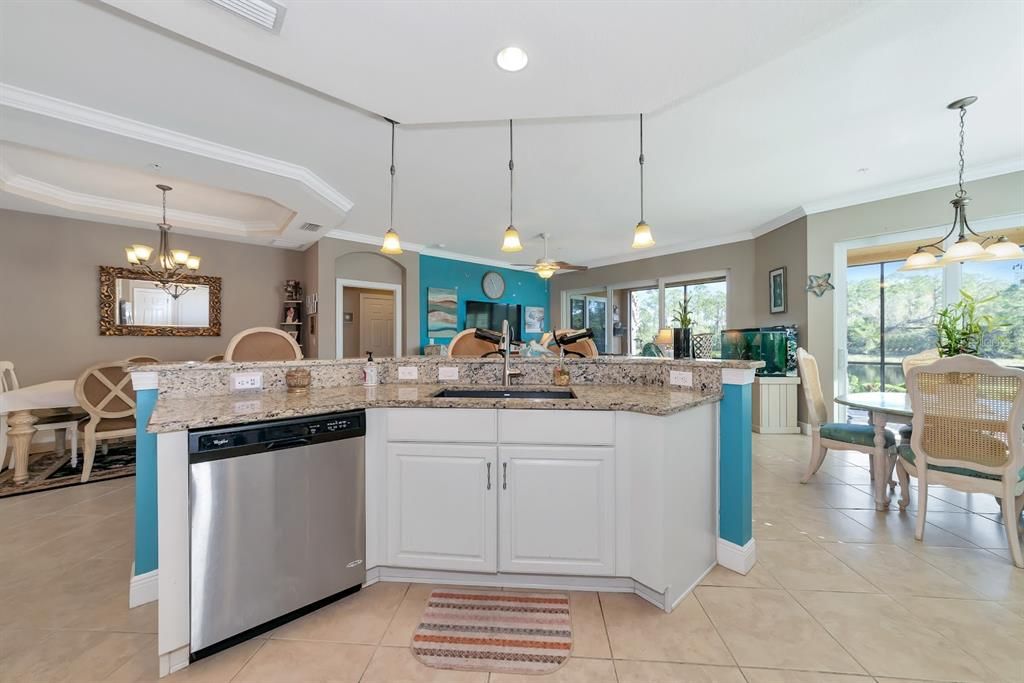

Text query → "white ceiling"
[1,0,1022,268]
[99,0,868,124]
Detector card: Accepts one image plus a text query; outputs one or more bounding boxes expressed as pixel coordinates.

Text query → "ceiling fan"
[513,233,588,279]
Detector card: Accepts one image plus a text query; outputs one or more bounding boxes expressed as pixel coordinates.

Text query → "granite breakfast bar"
[130,356,762,676]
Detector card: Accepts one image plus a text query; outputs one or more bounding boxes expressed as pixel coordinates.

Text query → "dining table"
[834,391,912,511]
[0,380,79,485]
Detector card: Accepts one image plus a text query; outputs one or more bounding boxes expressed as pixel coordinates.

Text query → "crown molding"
[749,206,806,238]
[420,247,534,271]
[578,229,757,269]
[323,229,534,270]
[0,170,284,235]
[0,82,354,213]
[800,158,1024,216]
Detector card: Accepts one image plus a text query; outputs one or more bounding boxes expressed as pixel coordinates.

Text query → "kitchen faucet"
[500,319,522,386]
[473,320,522,386]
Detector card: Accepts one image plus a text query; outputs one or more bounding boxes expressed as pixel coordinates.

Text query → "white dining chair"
[74,361,137,483]
[897,349,941,444]
[1,361,81,471]
[796,348,897,485]
[896,354,1024,567]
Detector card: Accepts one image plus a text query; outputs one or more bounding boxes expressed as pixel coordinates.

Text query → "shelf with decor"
[281,282,304,348]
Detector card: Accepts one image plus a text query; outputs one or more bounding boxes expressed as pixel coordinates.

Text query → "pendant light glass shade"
[985,236,1024,261]
[125,247,140,264]
[131,244,154,262]
[381,227,403,255]
[632,220,655,249]
[940,237,987,264]
[502,225,523,252]
[186,255,201,270]
[631,113,654,249]
[898,249,939,271]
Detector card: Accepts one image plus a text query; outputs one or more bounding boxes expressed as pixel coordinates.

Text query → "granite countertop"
[147,383,723,433]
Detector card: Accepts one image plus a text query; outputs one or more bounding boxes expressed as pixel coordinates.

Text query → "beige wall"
[807,171,1024,417]
[341,287,394,358]
[306,237,420,358]
[0,209,304,385]
[550,239,758,331]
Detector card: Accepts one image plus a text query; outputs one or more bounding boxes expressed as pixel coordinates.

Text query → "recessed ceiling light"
[496,47,528,72]
[857,167,870,173]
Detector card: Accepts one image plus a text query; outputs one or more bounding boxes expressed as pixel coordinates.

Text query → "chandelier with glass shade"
[124,184,202,299]
[900,97,1023,271]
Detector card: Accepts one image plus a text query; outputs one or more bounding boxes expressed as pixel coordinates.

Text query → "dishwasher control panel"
[189,410,366,460]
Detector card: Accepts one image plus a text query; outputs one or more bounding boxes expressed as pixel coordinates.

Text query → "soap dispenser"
[363,351,379,387]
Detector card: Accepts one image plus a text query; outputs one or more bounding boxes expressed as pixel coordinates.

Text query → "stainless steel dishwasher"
[187,410,366,660]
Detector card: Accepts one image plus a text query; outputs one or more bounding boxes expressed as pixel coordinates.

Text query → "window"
[846,261,942,392]
[629,287,658,355]
[664,279,728,357]
[962,259,1024,366]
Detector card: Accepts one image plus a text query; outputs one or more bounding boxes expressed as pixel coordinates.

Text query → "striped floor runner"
[411,588,573,675]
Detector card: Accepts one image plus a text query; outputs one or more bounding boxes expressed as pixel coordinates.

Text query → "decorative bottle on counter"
[363,351,379,387]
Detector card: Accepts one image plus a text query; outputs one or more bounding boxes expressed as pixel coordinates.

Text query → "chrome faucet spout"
[501,319,522,387]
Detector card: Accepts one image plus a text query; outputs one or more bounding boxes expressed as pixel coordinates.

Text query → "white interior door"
[133,287,172,325]
[498,445,615,575]
[386,442,498,572]
[360,293,395,358]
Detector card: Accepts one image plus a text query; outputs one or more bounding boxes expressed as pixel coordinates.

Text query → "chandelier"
[124,184,202,299]
[900,97,1023,271]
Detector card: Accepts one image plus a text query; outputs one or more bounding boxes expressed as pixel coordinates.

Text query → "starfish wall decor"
[806,273,835,298]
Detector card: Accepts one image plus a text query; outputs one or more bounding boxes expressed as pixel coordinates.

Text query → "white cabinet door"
[498,446,615,576]
[386,443,498,572]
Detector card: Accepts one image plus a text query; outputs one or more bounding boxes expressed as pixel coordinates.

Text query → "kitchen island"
[131,356,761,676]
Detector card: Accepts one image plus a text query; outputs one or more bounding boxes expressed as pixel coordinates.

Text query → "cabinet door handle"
[502,462,508,490]
[486,462,492,490]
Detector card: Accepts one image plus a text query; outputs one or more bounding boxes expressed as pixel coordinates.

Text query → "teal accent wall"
[134,387,158,575]
[718,382,753,547]
[419,255,549,350]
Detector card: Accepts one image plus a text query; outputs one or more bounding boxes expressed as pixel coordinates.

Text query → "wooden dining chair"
[796,348,897,485]
[896,355,1024,566]
[1,361,81,472]
[224,327,302,362]
[898,349,941,444]
[74,361,137,483]
[447,328,499,357]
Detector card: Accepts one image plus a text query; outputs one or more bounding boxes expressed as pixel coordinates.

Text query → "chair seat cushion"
[78,416,136,433]
[898,444,1023,482]
[821,422,896,448]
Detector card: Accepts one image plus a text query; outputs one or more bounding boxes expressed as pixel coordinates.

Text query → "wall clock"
[481,271,505,299]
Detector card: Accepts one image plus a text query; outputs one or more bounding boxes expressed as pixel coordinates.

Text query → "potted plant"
[671,294,694,359]
[935,290,1003,357]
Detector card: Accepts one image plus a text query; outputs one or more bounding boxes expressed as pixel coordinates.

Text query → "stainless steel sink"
[432,388,576,400]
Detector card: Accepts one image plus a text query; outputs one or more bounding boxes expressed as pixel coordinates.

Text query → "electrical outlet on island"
[231,372,263,391]
[398,366,419,381]
[669,370,693,387]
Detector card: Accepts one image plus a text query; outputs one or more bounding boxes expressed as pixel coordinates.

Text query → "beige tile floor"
[2,433,1023,682]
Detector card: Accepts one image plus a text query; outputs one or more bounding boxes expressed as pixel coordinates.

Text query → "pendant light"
[501,119,524,252]
[900,97,1022,270]
[631,113,655,249]
[380,120,403,255]
[124,184,201,299]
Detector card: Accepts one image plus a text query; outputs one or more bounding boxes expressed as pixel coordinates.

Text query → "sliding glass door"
[567,294,608,354]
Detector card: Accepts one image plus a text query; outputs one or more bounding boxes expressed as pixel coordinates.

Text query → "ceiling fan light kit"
[380,120,403,255]
[899,96,1021,271]
[123,184,202,299]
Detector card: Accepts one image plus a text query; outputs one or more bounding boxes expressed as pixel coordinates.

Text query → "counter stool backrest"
[796,347,828,427]
[75,362,136,419]
[447,328,499,357]
[907,354,1024,478]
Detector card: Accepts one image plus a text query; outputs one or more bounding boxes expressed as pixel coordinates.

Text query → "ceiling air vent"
[207,0,287,33]
[298,222,323,233]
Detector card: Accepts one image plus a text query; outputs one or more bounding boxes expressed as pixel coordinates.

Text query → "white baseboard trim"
[129,566,158,608]
[717,538,757,575]
[799,421,812,435]
[159,645,189,678]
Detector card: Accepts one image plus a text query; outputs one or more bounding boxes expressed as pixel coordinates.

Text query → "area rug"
[0,442,135,498]
[412,589,572,675]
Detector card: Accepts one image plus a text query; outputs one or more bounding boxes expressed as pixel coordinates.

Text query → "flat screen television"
[465,301,521,341]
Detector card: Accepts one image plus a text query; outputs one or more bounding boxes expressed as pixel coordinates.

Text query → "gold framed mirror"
[99,266,222,336]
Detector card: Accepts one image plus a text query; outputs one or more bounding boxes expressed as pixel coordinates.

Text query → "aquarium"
[720,326,798,377]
